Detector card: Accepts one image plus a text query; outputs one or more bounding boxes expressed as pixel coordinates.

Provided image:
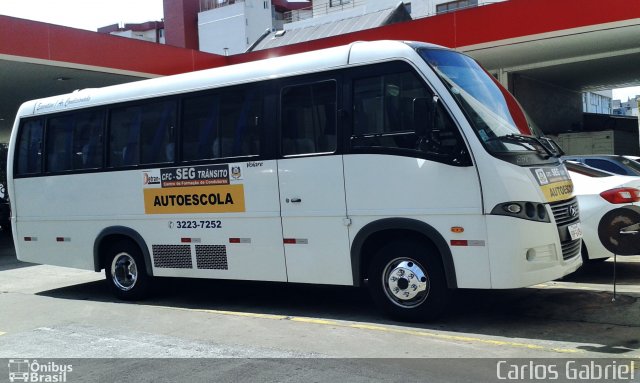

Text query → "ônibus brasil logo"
[8,359,72,382]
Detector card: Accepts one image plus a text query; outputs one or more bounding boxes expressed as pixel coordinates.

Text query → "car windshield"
[418,49,551,157]
[564,161,612,177]
[620,157,640,175]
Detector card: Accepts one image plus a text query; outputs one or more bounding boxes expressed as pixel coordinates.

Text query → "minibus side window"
[281,81,337,156]
[351,69,468,165]
[16,119,44,176]
[46,110,104,172]
[109,100,176,167]
[353,72,427,139]
[182,87,261,161]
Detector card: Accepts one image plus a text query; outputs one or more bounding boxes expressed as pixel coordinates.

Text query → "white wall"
[111,29,162,43]
[199,1,272,55]
[245,0,273,47]
[285,7,365,30]
[198,3,248,55]
[412,0,507,19]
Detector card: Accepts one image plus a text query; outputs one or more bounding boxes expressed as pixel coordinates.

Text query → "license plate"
[568,223,583,241]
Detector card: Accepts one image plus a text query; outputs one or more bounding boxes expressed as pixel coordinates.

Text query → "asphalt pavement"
[1,230,639,382]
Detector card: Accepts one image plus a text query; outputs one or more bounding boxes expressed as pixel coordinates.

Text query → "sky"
[0,0,164,31]
[612,86,640,101]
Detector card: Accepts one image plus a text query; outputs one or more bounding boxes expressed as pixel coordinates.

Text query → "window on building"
[109,100,176,167]
[182,87,261,161]
[436,0,478,14]
[281,81,337,155]
[330,0,351,7]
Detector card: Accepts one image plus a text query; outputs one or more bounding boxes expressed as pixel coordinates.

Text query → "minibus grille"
[151,244,229,270]
[550,197,580,226]
[561,238,581,260]
[550,197,581,261]
[152,245,193,268]
[195,245,228,270]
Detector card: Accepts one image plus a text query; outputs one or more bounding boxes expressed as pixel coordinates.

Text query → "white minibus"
[8,41,582,321]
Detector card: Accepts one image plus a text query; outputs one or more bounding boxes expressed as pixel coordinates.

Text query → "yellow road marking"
[295,322,597,355]
[169,307,288,320]
[350,324,552,352]
[150,305,631,356]
[290,317,341,326]
[0,332,5,336]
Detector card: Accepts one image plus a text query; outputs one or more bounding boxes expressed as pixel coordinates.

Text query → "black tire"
[104,240,152,300]
[368,240,449,322]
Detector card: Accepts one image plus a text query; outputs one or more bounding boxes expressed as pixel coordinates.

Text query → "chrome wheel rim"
[111,252,138,291]
[382,257,429,308]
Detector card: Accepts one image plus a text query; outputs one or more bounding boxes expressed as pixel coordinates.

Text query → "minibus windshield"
[419,49,553,158]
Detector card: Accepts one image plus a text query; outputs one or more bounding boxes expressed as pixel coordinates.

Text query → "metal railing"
[284,8,313,23]
[283,0,366,24]
[414,1,505,19]
[200,0,245,12]
[284,0,508,24]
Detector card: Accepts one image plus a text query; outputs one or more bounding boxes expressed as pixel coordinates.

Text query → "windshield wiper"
[485,134,554,159]
[537,136,564,157]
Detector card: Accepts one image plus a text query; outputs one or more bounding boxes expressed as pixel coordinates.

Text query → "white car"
[624,155,640,163]
[566,161,640,261]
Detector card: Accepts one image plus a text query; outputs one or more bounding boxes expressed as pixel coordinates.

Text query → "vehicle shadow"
[36,259,640,356]
[563,257,640,286]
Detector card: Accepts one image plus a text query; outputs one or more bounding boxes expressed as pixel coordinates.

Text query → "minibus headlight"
[491,202,550,223]
[504,204,521,214]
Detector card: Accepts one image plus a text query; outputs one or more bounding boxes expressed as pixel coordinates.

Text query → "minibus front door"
[278,155,353,285]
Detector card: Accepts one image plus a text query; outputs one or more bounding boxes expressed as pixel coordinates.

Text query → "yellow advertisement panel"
[539,180,574,203]
[530,165,574,203]
[144,184,245,214]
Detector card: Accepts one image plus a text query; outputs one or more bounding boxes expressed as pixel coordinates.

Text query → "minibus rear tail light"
[599,188,640,204]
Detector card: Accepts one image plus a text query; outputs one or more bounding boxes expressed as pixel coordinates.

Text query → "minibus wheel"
[368,240,447,322]
[105,240,151,300]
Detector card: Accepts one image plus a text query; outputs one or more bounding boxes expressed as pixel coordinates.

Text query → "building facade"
[196,0,506,56]
[613,96,640,117]
[97,22,166,44]
[198,0,273,55]
[582,90,612,115]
